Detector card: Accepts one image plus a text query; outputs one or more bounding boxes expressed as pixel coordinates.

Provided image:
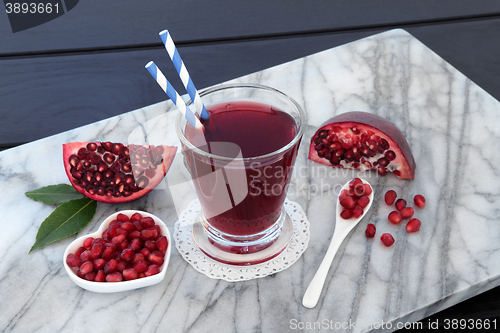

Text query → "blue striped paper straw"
[159,30,210,122]
[145,61,203,130]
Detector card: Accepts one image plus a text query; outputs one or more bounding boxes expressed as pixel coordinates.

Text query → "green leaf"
[25,184,84,205]
[29,197,97,253]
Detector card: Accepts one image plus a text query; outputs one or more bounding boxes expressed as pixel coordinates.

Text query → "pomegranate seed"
[117,261,127,272]
[138,272,146,279]
[75,246,86,257]
[104,259,118,274]
[351,205,364,218]
[80,250,92,263]
[133,221,144,231]
[400,207,414,219]
[395,198,407,211]
[349,178,363,191]
[116,213,130,222]
[357,195,370,209]
[84,272,97,281]
[80,261,94,275]
[414,194,426,208]
[122,268,139,281]
[380,233,395,247]
[363,183,372,196]
[134,259,148,273]
[156,236,168,253]
[340,196,356,209]
[94,258,106,270]
[91,243,105,259]
[129,238,143,252]
[145,240,157,251]
[384,190,397,205]
[140,248,151,258]
[111,234,126,246]
[140,229,158,241]
[128,230,141,240]
[91,237,105,246]
[83,237,94,249]
[365,223,376,238]
[339,189,348,201]
[132,253,145,264]
[145,265,160,277]
[121,248,134,261]
[388,211,403,224]
[148,251,165,266]
[340,209,352,219]
[130,212,143,222]
[115,228,128,237]
[66,254,81,267]
[95,270,105,282]
[406,218,421,233]
[121,222,135,232]
[102,245,116,260]
[106,272,123,282]
[140,217,155,229]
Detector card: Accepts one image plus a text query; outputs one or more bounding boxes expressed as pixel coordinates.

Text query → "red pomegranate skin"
[308,111,416,179]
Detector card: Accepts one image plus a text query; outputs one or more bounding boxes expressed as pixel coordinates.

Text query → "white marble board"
[1,29,500,332]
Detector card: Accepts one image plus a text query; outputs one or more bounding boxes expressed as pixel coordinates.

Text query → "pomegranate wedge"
[308,112,416,179]
[63,142,177,203]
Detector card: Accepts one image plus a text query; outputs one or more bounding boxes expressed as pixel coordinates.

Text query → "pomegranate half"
[63,142,177,203]
[308,112,416,179]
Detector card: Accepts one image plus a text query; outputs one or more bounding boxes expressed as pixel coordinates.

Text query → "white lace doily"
[173,199,310,282]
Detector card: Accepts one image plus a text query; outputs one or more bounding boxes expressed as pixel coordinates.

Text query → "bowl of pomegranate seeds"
[63,210,171,293]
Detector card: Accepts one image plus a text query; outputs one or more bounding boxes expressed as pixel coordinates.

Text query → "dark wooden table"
[2,1,500,331]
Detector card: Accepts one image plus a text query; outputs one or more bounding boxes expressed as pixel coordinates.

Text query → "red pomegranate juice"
[184,101,299,237]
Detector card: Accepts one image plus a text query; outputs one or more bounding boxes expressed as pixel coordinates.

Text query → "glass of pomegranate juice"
[175,83,305,265]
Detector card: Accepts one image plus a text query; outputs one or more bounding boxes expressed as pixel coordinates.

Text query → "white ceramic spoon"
[302,178,374,308]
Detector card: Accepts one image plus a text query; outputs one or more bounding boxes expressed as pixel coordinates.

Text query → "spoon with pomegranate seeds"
[302,178,374,308]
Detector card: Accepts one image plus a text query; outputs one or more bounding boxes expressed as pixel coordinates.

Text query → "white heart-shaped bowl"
[63,210,171,293]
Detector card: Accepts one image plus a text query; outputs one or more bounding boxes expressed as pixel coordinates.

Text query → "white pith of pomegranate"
[309,112,416,180]
[63,142,177,203]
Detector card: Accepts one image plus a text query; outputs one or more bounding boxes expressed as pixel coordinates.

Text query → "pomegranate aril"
[129,238,143,252]
[365,223,376,238]
[128,230,141,240]
[380,233,395,247]
[95,270,105,282]
[83,237,94,249]
[156,236,168,253]
[134,259,148,273]
[340,196,356,209]
[140,217,155,229]
[84,272,97,281]
[121,248,134,261]
[94,258,106,270]
[66,253,82,267]
[80,261,94,275]
[121,222,135,232]
[339,189,348,201]
[140,248,151,258]
[130,212,143,222]
[340,209,352,219]
[357,195,370,209]
[102,246,116,260]
[395,198,407,211]
[111,234,126,246]
[80,250,92,263]
[145,240,157,251]
[363,183,372,196]
[406,218,421,233]
[388,211,403,224]
[91,243,104,259]
[384,190,397,205]
[145,265,160,277]
[148,251,165,266]
[106,272,123,282]
[141,229,158,241]
[75,246,86,257]
[351,205,364,218]
[104,259,118,274]
[414,194,426,209]
[117,261,127,272]
[132,253,145,264]
[400,207,414,219]
[116,213,130,222]
[349,178,363,190]
[122,268,139,281]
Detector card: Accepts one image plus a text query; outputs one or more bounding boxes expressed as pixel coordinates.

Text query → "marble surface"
[1,29,500,332]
